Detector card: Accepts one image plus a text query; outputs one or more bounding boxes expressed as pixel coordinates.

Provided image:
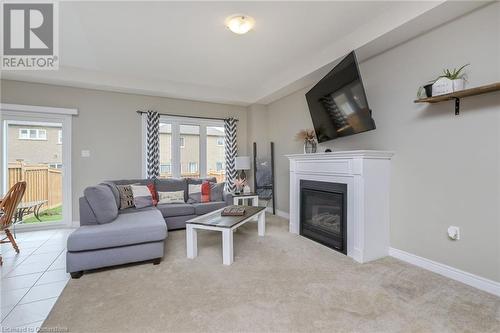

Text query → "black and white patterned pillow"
[116,185,134,210]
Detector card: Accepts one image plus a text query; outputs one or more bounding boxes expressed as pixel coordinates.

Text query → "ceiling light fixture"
[225,15,255,35]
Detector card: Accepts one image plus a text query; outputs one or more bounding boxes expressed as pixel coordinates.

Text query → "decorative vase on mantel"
[304,139,317,154]
[295,129,317,154]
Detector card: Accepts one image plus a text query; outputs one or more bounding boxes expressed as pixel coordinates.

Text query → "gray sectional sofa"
[67,177,232,278]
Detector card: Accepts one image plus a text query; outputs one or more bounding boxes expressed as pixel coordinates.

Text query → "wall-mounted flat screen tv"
[305,51,375,143]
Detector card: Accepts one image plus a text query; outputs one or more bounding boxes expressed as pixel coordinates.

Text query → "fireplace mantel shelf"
[287,150,393,263]
[286,150,394,160]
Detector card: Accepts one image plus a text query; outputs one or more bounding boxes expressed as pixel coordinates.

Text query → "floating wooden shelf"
[414,82,500,115]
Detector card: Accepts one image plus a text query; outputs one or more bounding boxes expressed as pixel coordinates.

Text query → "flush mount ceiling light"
[225,15,255,35]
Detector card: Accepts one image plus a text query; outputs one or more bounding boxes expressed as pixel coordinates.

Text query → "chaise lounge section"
[67,177,232,278]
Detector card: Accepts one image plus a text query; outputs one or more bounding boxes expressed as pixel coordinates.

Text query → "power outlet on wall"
[447,226,460,240]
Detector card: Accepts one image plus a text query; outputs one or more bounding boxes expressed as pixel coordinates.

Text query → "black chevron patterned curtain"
[224,118,238,192]
[146,110,160,179]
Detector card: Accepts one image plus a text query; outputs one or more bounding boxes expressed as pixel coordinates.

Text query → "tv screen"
[305,51,375,143]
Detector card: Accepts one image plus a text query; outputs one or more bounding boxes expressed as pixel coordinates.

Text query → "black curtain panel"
[224,118,237,192]
[146,110,160,179]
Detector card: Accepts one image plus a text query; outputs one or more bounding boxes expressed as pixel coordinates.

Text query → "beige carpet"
[43,214,499,332]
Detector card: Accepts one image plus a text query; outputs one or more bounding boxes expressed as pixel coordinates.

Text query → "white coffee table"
[186,206,266,265]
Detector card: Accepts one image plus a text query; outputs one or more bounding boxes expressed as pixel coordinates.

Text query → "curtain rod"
[136,110,238,122]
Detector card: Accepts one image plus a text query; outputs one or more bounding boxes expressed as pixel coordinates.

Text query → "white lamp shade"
[235,156,251,170]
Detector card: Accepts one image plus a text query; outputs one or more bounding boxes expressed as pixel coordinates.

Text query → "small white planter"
[452,78,465,92]
[432,78,466,96]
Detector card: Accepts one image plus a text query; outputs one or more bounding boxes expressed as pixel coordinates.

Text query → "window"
[19,128,47,140]
[19,129,28,139]
[58,130,62,144]
[159,123,172,178]
[153,116,225,180]
[188,162,198,173]
[207,126,226,182]
[180,125,199,178]
[49,163,63,169]
[160,164,171,174]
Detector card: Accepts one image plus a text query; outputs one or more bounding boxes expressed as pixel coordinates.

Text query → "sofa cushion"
[101,181,120,208]
[187,177,217,185]
[84,185,118,224]
[67,209,166,252]
[110,179,151,186]
[210,182,225,202]
[155,178,188,201]
[165,214,197,230]
[192,202,226,215]
[118,206,157,215]
[156,203,195,218]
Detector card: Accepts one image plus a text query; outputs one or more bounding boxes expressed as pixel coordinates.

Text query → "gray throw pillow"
[187,184,201,204]
[84,185,118,224]
[210,182,225,202]
[130,185,153,209]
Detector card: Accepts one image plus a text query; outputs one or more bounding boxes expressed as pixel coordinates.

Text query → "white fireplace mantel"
[286,150,394,263]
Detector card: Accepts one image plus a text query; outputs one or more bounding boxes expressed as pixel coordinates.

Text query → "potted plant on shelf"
[432,63,469,96]
[417,81,435,98]
[417,64,470,99]
[296,129,317,154]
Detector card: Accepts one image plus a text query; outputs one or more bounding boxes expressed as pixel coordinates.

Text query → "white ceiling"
[1,1,489,106]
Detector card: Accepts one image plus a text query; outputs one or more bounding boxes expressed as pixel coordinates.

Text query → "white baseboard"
[275,209,290,219]
[389,247,500,297]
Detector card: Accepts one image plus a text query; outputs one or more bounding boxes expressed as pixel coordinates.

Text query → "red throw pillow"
[147,183,158,206]
[201,181,211,203]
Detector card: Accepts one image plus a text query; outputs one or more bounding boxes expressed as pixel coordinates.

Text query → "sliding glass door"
[152,116,225,180]
[1,109,72,229]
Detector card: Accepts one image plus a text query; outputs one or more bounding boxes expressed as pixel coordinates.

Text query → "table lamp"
[235,156,251,183]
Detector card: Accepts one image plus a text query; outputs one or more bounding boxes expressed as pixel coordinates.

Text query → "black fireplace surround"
[300,180,347,254]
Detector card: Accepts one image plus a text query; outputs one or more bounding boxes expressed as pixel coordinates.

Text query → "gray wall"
[1,80,248,222]
[262,3,500,281]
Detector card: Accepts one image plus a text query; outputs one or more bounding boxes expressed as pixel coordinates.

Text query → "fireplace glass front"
[300,180,347,254]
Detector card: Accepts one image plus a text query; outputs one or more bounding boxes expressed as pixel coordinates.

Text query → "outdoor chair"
[0,181,27,265]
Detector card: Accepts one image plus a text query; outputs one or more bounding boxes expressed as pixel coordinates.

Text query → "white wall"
[260,3,500,282]
[1,80,248,222]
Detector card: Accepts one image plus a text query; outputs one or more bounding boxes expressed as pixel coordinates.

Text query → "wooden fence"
[158,170,225,183]
[8,162,62,209]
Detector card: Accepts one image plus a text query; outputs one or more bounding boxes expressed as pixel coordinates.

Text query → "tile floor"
[1,228,73,330]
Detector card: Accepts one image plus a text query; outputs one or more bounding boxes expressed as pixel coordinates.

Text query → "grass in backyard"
[23,205,62,223]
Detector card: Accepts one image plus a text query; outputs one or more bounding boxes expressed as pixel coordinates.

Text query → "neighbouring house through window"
[19,128,47,140]
[188,162,198,173]
[160,164,171,174]
[49,163,63,169]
